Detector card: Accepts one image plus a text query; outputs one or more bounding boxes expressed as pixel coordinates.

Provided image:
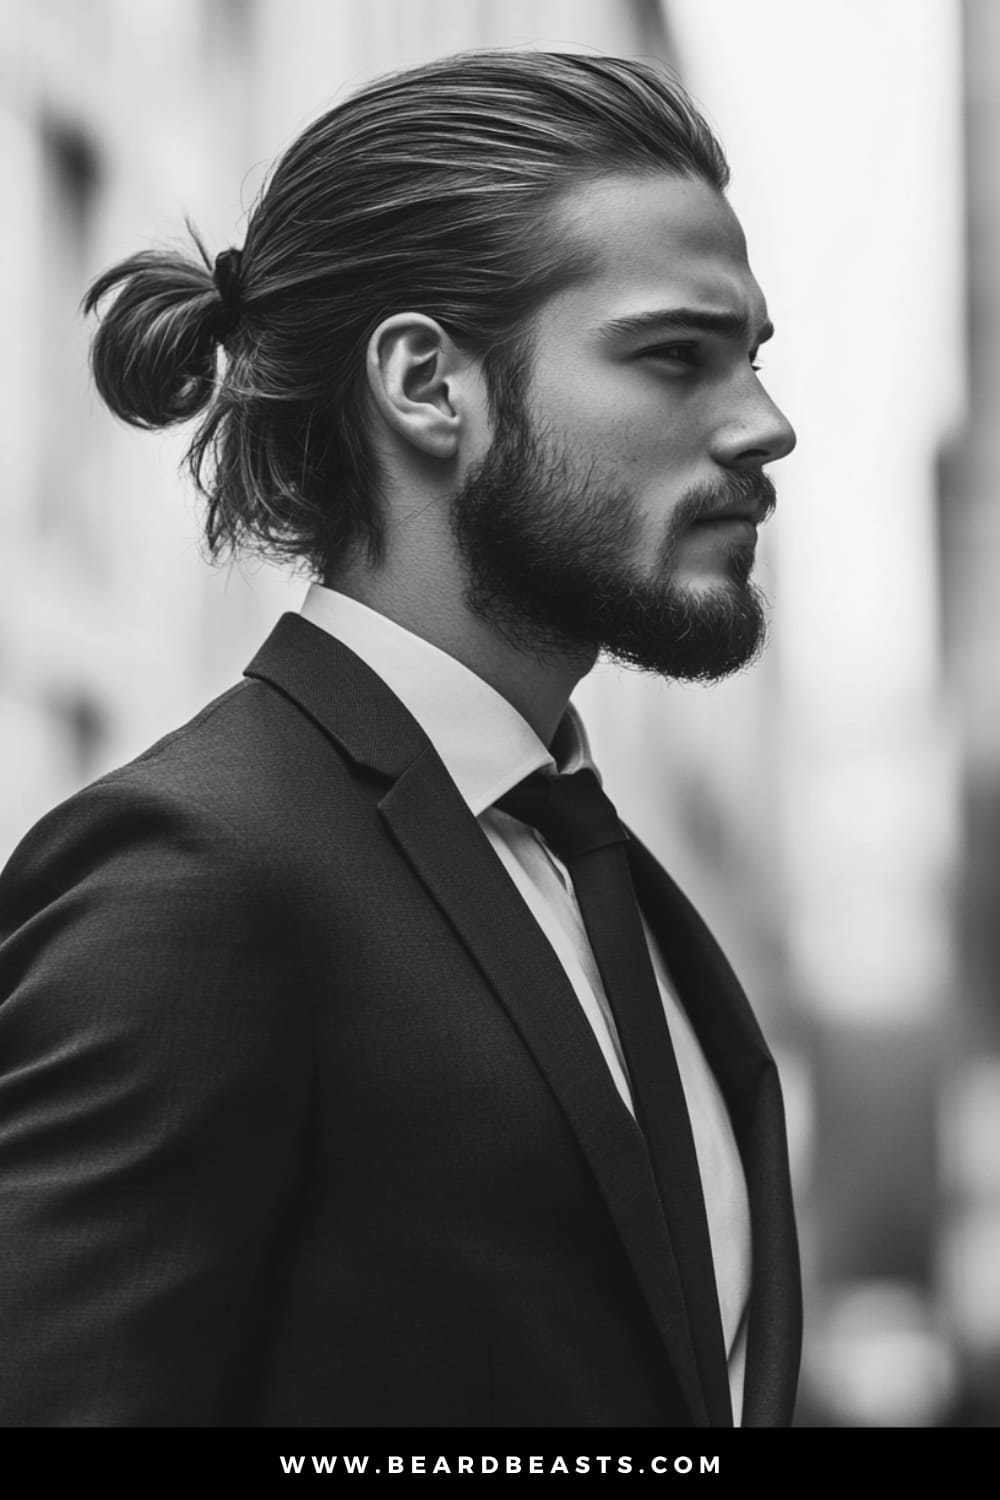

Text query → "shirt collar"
[300,583,596,817]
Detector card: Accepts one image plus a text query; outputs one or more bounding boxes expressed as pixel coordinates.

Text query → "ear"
[366,313,469,460]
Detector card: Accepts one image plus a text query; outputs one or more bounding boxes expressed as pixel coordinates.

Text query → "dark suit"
[0,613,800,1427]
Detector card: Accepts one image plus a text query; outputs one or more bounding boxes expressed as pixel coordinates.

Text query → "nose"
[711,384,797,469]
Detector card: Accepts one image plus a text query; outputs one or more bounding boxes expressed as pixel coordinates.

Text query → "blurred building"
[936,0,1000,1426]
[2,0,996,1425]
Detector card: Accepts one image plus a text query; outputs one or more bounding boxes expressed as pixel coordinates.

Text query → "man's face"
[450,172,796,680]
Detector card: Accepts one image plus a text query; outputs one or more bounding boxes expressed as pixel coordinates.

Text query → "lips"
[668,472,778,540]
[696,503,767,525]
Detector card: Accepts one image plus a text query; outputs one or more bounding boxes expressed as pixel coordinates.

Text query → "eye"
[640,342,700,368]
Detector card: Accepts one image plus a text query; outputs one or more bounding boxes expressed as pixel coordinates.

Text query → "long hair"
[84,49,729,579]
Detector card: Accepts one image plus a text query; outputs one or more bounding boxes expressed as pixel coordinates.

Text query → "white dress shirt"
[300,582,751,1422]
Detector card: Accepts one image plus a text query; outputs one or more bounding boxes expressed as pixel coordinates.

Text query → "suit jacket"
[0,613,801,1427]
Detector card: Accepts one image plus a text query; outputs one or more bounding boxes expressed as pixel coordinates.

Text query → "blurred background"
[1,0,996,1427]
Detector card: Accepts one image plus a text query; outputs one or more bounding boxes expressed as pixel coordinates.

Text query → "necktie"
[496,768,731,1419]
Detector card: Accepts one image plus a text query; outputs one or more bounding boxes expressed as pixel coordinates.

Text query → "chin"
[596,570,769,682]
[673,571,746,600]
[668,549,757,599]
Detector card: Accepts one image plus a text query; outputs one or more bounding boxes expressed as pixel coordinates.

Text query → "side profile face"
[450,171,797,679]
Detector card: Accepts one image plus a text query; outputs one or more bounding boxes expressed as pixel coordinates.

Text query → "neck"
[327,564,594,747]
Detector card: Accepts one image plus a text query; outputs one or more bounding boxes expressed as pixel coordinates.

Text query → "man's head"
[87,49,793,680]
[441,173,792,680]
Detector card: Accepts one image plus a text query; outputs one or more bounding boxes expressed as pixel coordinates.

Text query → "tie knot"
[496,768,626,859]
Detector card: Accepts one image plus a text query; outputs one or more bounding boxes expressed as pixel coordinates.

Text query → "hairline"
[477,163,728,414]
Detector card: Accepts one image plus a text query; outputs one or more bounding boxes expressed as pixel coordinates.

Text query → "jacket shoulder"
[6,672,356,889]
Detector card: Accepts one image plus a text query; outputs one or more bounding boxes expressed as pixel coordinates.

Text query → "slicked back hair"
[85,49,729,579]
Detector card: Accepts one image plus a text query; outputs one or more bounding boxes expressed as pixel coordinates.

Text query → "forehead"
[540,172,767,335]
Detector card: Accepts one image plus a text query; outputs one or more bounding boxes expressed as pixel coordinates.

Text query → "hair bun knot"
[212,248,244,339]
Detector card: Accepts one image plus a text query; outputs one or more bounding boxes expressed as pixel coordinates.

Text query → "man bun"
[83,229,236,430]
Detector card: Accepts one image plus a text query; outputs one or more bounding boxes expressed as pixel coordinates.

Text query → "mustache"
[671,470,778,530]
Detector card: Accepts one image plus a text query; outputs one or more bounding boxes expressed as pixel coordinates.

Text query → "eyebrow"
[598,307,775,348]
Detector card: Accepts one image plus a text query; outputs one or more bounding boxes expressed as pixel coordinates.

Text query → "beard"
[449,395,777,682]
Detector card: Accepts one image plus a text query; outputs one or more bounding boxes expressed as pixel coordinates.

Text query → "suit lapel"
[628,837,803,1426]
[246,614,716,1425]
[381,747,714,1425]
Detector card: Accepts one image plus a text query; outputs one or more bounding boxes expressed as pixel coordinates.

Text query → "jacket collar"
[298,583,605,814]
[245,612,427,779]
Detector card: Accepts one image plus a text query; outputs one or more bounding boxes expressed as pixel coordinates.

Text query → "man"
[0,50,800,1427]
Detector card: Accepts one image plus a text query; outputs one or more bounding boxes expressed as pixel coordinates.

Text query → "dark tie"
[496,767,731,1419]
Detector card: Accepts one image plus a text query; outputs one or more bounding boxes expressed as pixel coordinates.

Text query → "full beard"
[449,405,776,683]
